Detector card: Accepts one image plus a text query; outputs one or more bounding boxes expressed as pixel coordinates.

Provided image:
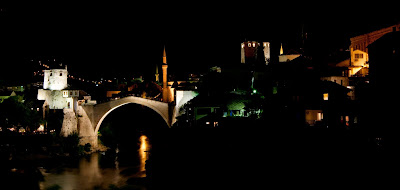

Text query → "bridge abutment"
[60,105,98,148]
[77,105,98,148]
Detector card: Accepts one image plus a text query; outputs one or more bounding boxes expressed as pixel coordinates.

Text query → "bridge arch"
[94,102,169,134]
[87,97,171,135]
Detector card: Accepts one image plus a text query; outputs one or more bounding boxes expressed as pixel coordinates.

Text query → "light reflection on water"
[39,135,151,190]
[139,135,150,177]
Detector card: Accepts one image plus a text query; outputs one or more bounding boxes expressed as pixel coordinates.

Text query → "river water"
[39,135,150,190]
[34,128,380,189]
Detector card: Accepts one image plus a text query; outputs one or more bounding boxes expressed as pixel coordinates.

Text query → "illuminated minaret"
[280,43,284,55]
[162,46,169,103]
[155,64,159,82]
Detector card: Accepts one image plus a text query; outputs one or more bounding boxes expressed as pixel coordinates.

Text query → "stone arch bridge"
[62,96,176,147]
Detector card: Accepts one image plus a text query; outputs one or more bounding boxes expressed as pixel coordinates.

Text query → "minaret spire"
[163,46,167,64]
[155,64,159,82]
[280,43,284,55]
[162,46,169,102]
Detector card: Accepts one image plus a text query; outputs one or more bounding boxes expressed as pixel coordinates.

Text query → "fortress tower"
[43,65,68,90]
[241,41,271,65]
[38,65,80,110]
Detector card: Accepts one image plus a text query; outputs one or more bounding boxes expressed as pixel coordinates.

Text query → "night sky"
[1,3,399,82]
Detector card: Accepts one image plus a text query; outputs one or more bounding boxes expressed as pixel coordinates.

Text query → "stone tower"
[162,46,169,103]
[241,41,271,65]
[43,65,68,90]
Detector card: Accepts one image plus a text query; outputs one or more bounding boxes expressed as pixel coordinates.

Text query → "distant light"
[19,127,25,133]
[253,89,257,93]
[37,124,44,132]
[323,93,329,100]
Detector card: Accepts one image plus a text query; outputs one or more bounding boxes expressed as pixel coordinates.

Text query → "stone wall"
[37,89,70,109]
[60,108,77,137]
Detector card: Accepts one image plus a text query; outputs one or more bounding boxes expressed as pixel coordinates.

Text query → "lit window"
[241,43,245,48]
[206,122,210,125]
[248,43,251,47]
[252,42,256,47]
[317,112,323,121]
[323,93,329,100]
[213,122,219,127]
[344,116,350,126]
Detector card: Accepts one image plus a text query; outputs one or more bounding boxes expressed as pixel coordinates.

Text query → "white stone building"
[37,65,80,110]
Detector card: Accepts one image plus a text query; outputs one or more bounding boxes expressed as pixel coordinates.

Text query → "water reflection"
[138,135,150,177]
[79,153,102,188]
[40,153,129,190]
[39,134,151,190]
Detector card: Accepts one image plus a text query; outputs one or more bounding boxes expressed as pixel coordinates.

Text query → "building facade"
[348,23,400,77]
